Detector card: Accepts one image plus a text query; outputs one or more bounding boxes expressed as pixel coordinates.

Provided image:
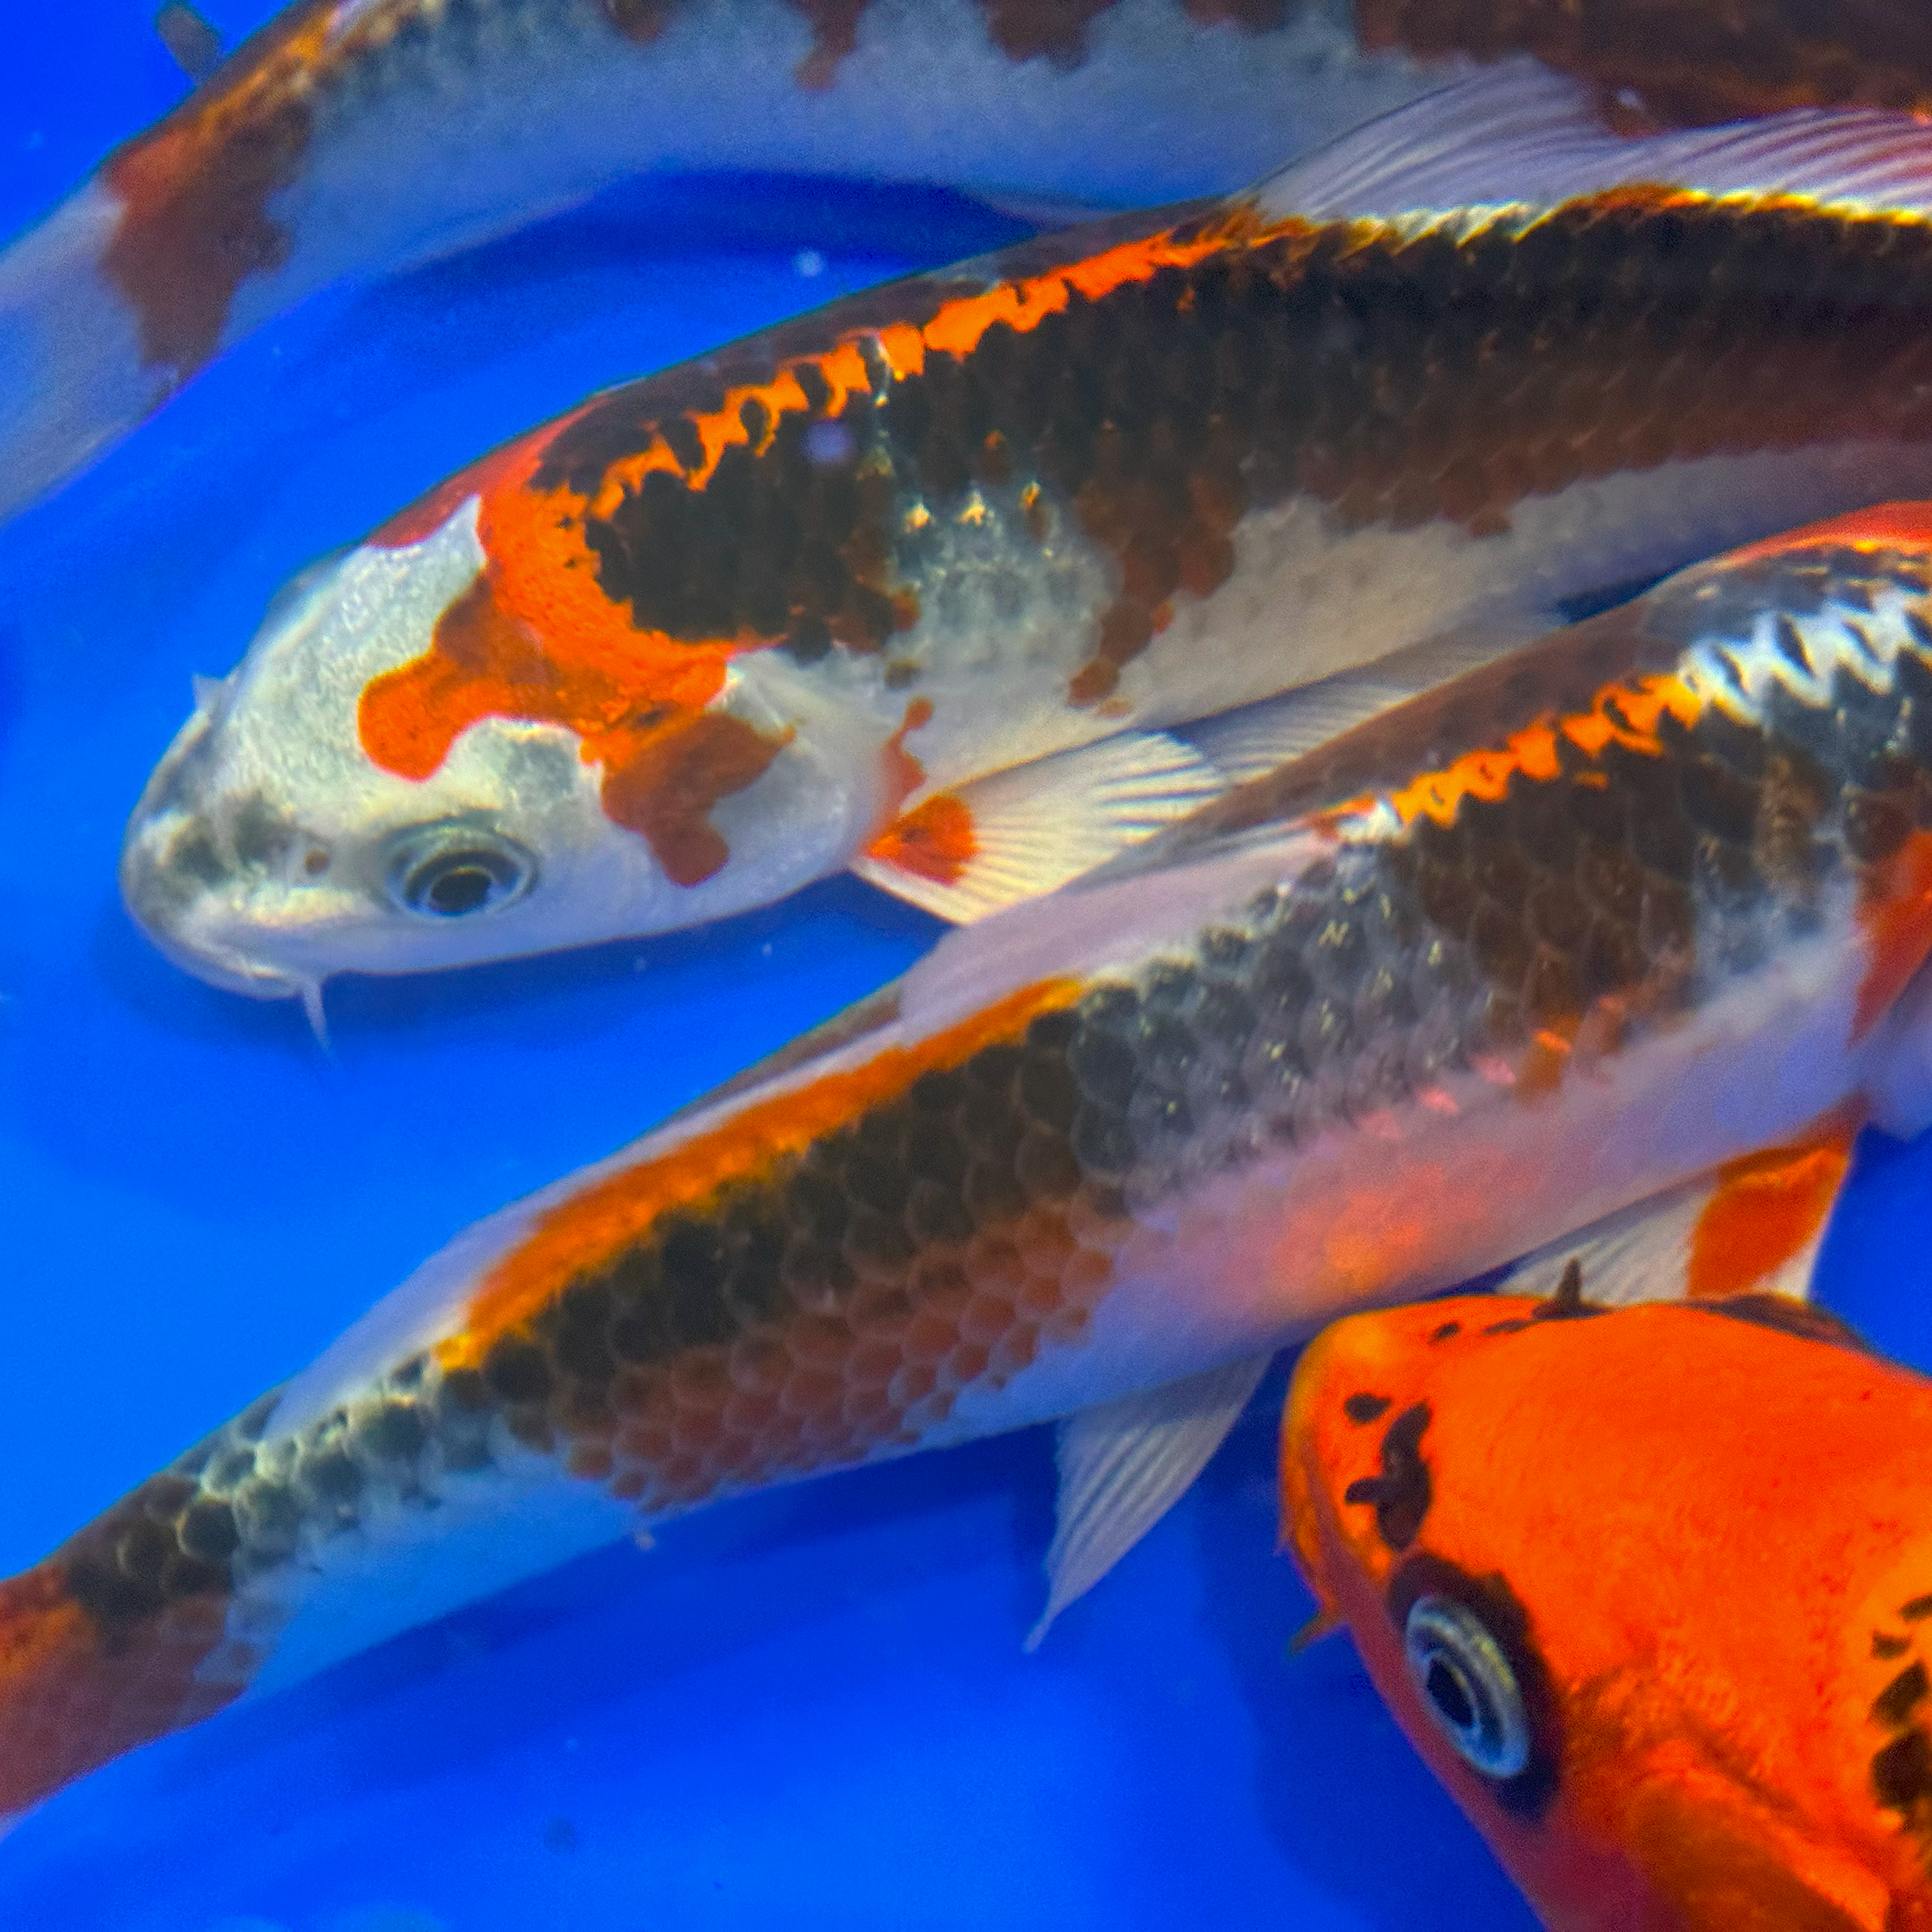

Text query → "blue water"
[6,10,1932,1929]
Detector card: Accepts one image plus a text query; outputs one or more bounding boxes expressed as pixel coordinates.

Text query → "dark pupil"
[422,861,496,916]
[1425,1656,1476,1733]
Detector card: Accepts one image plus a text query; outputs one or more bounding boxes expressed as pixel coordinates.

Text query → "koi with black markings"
[19,500,1932,1817]
[119,71,1932,1016]
[13,0,1932,524]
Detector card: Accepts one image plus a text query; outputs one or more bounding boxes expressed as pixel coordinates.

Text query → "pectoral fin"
[1181,618,1548,788]
[854,729,1223,923]
[1027,1352,1274,1651]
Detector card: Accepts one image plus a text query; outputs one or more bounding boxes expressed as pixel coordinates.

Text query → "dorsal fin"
[155,0,223,83]
[1535,1257,1600,1322]
[1254,59,1932,226]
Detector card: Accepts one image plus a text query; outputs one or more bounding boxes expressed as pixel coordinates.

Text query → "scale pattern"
[373,186,1932,760]
[15,539,1932,1825]
[55,548,1932,1645]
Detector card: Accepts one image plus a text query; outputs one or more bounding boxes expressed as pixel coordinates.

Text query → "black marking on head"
[1874,1660,1931,1730]
[1685,1294,1874,1354]
[1903,1595,1932,1622]
[1343,1392,1392,1425]
[1429,1321,1461,1344]
[1876,1632,1913,1661]
[1388,1552,1562,1822]
[1873,1729,1932,1815]
[1482,1318,1531,1335]
[1342,1400,1432,1551]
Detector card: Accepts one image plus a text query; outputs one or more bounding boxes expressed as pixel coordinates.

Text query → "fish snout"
[118,706,332,1000]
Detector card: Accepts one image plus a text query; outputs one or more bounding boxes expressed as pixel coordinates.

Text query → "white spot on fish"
[804,418,855,466]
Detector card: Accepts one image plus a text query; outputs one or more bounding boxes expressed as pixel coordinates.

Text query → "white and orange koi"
[18,501,1932,1818]
[118,72,1932,1015]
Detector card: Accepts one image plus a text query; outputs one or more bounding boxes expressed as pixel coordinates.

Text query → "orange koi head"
[1282,1280,1932,1931]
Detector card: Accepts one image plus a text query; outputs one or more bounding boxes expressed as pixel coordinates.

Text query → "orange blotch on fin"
[1687,1122,1857,1301]
[446,979,1082,1360]
[866,794,979,887]
[1857,831,1932,1042]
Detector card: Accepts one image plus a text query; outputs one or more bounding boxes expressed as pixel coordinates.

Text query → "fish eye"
[1402,1593,1531,1779]
[382,826,537,919]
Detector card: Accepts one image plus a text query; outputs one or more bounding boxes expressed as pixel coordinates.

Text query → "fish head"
[1281,1287,1917,1931]
[119,471,887,1004]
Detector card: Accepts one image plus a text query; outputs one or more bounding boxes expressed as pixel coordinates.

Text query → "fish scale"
[119,81,1932,1001]
[19,507,1932,1818]
[514,192,1932,703]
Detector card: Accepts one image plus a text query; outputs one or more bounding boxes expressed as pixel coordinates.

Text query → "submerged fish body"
[20,501,1932,1816]
[10,0,1932,525]
[119,73,1932,1004]
[12,0,1932,533]
[0,0,1453,529]
[1281,1285,1932,1930]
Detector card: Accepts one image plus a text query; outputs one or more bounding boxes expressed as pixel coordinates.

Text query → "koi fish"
[16,498,1932,1820]
[118,70,1932,1020]
[11,0,1932,529]
[1280,1274,1932,1930]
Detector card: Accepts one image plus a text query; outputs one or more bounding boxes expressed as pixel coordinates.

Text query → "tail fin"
[0,1551,241,1820]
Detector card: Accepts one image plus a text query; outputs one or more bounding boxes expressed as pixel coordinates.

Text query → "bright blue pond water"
[5,10,1932,1929]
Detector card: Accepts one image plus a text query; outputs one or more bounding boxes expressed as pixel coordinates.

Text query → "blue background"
[3,9,1931,1928]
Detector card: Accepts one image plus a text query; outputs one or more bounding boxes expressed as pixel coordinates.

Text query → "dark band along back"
[59,548,1932,1641]
[528,195,1932,697]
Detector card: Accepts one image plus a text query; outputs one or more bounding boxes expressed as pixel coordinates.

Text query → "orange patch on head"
[1857,830,1932,1041]
[601,710,792,886]
[443,979,1081,1361]
[355,213,1259,870]
[358,420,796,887]
[1687,1121,1857,1301]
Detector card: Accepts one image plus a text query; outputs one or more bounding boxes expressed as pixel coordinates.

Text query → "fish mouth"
[118,824,306,1001]
[127,901,307,1002]
[119,706,311,1002]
